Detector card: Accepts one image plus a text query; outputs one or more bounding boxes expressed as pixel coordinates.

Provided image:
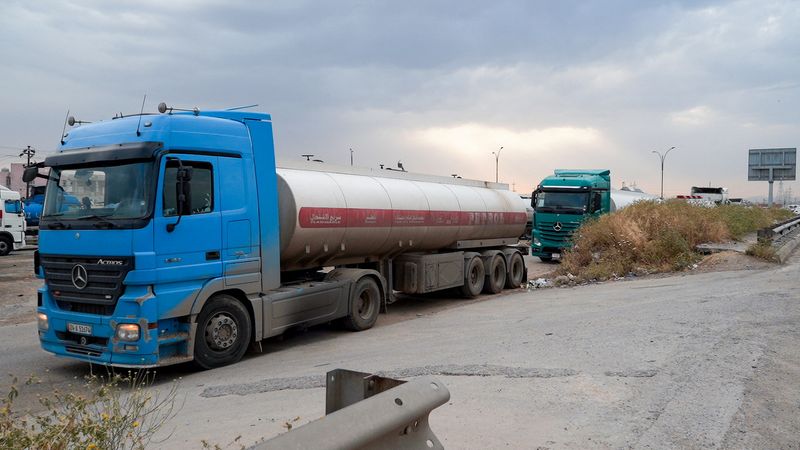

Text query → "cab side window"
[163,161,214,217]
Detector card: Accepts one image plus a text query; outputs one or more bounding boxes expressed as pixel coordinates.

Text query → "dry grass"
[559,201,792,281]
[745,241,778,262]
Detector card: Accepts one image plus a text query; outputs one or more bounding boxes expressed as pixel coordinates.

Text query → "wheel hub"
[358,292,373,319]
[205,313,238,350]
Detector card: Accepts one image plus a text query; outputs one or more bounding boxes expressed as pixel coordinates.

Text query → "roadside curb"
[776,229,800,263]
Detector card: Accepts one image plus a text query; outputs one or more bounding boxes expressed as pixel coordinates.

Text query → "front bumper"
[37,285,190,367]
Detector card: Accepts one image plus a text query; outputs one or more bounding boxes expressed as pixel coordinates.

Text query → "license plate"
[552,253,562,260]
[67,323,92,336]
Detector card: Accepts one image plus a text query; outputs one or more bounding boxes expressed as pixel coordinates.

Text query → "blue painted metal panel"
[244,119,281,291]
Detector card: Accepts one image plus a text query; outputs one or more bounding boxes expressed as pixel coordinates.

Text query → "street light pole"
[492,146,503,183]
[651,146,676,200]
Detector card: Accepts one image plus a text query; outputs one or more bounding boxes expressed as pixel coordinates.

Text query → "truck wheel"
[460,256,485,298]
[344,277,381,331]
[483,254,507,294]
[0,236,11,256]
[194,294,252,369]
[505,252,525,289]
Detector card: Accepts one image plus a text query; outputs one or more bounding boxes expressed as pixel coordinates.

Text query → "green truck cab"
[530,169,611,261]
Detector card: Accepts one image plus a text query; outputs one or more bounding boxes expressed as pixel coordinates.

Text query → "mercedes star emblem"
[553,222,563,231]
[71,264,88,290]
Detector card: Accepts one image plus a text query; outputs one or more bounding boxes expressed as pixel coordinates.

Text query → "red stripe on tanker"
[298,207,527,228]
[276,165,527,270]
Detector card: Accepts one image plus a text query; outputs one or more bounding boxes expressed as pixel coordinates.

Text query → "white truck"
[690,186,729,205]
[0,185,26,256]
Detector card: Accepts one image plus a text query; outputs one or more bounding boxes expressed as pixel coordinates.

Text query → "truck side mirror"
[176,166,193,216]
[167,163,193,232]
[531,190,539,208]
[22,167,38,183]
[591,192,602,212]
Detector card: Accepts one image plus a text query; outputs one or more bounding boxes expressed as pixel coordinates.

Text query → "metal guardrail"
[254,369,450,450]
[757,214,800,244]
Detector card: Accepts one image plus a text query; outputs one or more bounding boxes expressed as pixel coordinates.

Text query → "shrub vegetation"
[1,372,180,450]
[558,201,792,281]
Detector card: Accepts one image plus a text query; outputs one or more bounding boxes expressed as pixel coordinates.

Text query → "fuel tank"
[276,161,527,270]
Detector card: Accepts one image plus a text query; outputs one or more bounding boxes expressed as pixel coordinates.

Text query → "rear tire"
[343,277,381,331]
[505,252,525,288]
[0,236,11,256]
[193,294,252,369]
[460,256,485,298]
[483,254,507,294]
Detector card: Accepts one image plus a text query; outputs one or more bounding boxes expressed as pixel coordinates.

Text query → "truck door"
[3,199,24,245]
[154,155,223,281]
[218,156,260,290]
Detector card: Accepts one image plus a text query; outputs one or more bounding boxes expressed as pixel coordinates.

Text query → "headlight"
[116,324,140,341]
[533,237,541,246]
[37,312,48,331]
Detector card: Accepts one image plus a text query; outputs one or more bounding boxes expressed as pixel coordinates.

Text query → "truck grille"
[536,220,581,244]
[41,254,133,316]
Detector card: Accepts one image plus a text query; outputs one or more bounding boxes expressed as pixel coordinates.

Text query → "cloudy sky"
[0,0,797,201]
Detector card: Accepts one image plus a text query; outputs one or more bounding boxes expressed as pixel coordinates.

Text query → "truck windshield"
[535,191,588,214]
[42,162,154,221]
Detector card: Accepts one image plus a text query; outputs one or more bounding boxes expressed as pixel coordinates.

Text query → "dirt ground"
[0,248,38,326]
[0,247,778,329]
[695,250,776,272]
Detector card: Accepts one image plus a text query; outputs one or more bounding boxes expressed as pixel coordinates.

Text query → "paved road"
[1,250,797,448]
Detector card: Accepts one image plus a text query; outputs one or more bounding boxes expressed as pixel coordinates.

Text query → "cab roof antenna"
[225,104,259,111]
[136,94,147,137]
[60,109,70,145]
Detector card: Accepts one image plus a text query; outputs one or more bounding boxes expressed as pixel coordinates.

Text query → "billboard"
[748,148,796,181]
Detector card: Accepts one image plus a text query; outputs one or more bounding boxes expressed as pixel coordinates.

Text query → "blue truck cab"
[530,169,611,261]
[32,109,286,368]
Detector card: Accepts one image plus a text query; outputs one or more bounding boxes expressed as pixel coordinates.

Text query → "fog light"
[37,312,48,331]
[116,324,140,341]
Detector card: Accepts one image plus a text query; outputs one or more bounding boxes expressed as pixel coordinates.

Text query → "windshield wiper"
[76,214,114,220]
[76,214,118,229]
[46,221,71,230]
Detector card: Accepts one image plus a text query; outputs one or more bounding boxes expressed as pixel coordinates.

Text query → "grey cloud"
[0,0,797,199]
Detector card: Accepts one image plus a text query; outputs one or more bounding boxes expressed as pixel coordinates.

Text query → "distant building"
[0,163,46,199]
[0,167,10,189]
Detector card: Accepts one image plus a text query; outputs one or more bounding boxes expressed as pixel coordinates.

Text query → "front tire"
[194,294,252,369]
[343,277,381,331]
[483,254,507,294]
[460,256,485,298]
[0,236,11,256]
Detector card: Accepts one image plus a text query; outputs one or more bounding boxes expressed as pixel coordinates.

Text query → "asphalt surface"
[0,248,798,448]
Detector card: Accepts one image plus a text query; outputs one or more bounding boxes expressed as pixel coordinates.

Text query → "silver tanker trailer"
[31,108,529,368]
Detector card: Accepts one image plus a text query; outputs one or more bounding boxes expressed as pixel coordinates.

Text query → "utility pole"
[19,145,35,198]
[350,148,354,166]
[492,146,503,183]
[651,146,676,200]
